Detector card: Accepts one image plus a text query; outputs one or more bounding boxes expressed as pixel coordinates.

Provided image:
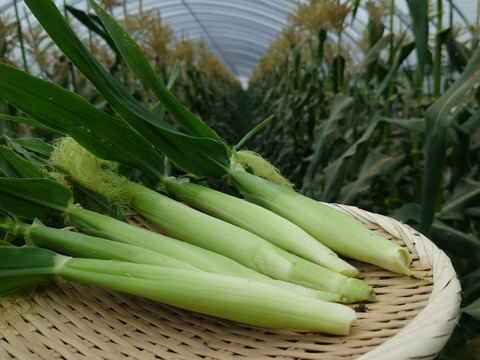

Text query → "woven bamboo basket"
[0,203,461,360]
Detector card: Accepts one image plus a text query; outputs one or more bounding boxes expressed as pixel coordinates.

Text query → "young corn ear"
[126,180,296,281]
[229,169,413,276]
[67,205,371,303]
[23,220,200,271]
[0,246,357,334]
[23,219,340,302]
[0,177,338,301]
[162,177,359,277]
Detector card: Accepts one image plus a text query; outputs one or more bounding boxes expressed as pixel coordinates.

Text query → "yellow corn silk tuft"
[236,150,294,190]
[47,171,73,190]
[48,137,132,210]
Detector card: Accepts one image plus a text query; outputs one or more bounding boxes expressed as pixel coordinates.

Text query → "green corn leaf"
[438,178,480,221]
[22,0,232,179]
[393,203,480,263]
[1,141,124,222]
[88,0,220,140]
[151,60,179,118]
[446,29,473,73]
[0,114,59,133]
[65,5,120,56]
[233,115,274,151]
[465,207,480,218]
[354,34,392,78]
[350,0,361,23]
[22,0,164,136]
[0,178,72,220]
[337,149,404,205]
[376,38,415,95]
[461,107,480,133]
[421,46,480,235]
[321,117,380,202]
[0,62,164,179]
[407,0,429,96]
[69,180,127,221]
[460,298,480,321]
[0,146,47,179]
[430,221,480,263]
[7,137,54,157]
[5,138,50,167]
[303,96,354,198]
[379,116,425,133]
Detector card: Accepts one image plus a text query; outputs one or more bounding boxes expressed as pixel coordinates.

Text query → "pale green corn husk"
[24,221,199,271]
[61,259,357,334]
[230,169,414,276]
[126,181,295,281]
[163,177,359,277]
[64,206,338,300]
[22,218,337,302]
[0,247,356,334]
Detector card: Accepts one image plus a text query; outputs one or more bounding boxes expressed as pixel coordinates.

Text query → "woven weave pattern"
[0,204,462,360]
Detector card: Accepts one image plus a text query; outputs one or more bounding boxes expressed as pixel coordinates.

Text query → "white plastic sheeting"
[1,0,477,83]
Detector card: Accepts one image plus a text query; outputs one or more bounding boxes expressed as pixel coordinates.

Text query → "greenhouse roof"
[1,0,478,86]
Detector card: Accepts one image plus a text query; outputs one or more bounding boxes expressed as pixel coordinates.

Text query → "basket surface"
[0,204,461,360]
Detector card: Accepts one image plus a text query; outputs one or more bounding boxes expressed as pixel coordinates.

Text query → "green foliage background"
[244,1,480,358]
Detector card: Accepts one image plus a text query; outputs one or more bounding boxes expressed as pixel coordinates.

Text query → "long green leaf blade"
[23,0,162,135]
[438,179,480,220]
[151,60,179,118]
[380,116,425,133]
[0,62,163,179]
[7,138,54,157]
[65,5,120,56]
[337,150,404,205]
[354,34,392,78]
[0,178,72,220]
[376,38,415,95]
[321,117,380,202]
[22,0,232,178]
[421,46,480,234]
[393,203,480,263]
[0,114,57,133]
[88,0,221,140]
[0,146,47,178]
[461,298,480,321]
[303,96,354,198]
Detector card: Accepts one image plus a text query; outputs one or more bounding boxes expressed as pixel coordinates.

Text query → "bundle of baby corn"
[0,0,417,336]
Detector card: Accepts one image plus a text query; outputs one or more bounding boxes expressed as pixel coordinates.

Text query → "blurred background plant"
[245,1,480,358]
[1,0,479,358]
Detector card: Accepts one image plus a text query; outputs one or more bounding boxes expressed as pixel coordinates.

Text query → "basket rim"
[324,203,462,360]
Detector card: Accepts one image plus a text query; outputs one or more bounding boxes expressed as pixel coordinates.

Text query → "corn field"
[1,0,479,359]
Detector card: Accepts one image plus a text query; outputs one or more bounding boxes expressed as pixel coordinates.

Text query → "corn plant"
[245,1,480,358]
